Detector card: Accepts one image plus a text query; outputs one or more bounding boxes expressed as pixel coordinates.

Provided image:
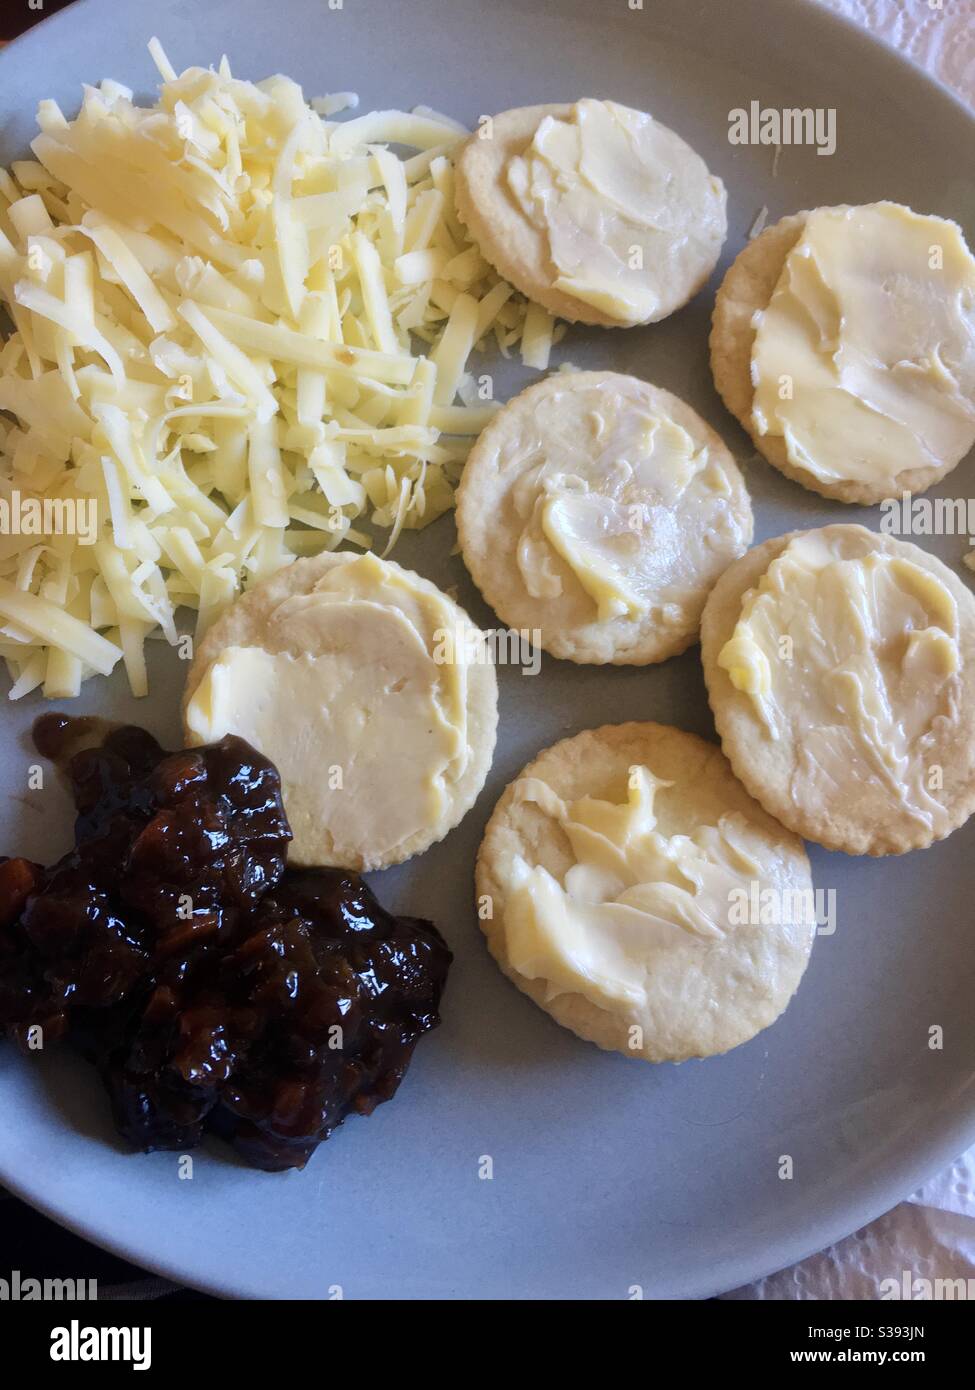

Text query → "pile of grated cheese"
[0,38,562,699]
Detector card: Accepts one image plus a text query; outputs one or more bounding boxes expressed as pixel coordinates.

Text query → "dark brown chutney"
[0,714,451,1170]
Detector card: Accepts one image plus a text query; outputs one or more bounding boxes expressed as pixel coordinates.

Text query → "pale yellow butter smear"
[503,765,802,1013]
[185,553,471,865]
[511,379,748,627]
[718,529,962,833]
[506,98,727,323]
[750,203,975,486]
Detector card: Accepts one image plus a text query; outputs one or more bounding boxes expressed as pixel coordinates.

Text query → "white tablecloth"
[818,0,974,106]
[726,0,975,1300]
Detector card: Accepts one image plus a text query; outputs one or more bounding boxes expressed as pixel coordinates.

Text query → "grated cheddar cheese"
[0,40,562,698]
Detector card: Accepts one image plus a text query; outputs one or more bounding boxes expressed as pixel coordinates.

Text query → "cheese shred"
[0,41,557,697]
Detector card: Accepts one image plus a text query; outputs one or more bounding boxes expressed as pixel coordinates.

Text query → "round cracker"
[182,552,498,872]
[476,721,815,1062]
[456,370,753,664]
[709,209,957,505]
[701,525,975,856]
[455,102,725,327]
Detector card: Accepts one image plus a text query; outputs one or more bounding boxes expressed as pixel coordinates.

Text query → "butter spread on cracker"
[502,765,805,1012]
[509,378,748,627]
[750,203,975,486]
[718,528,962,834]
[185,552,475,865]
[506,98,726,324]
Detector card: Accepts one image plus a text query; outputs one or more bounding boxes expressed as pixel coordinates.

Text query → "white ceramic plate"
[1,0,974,1299]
